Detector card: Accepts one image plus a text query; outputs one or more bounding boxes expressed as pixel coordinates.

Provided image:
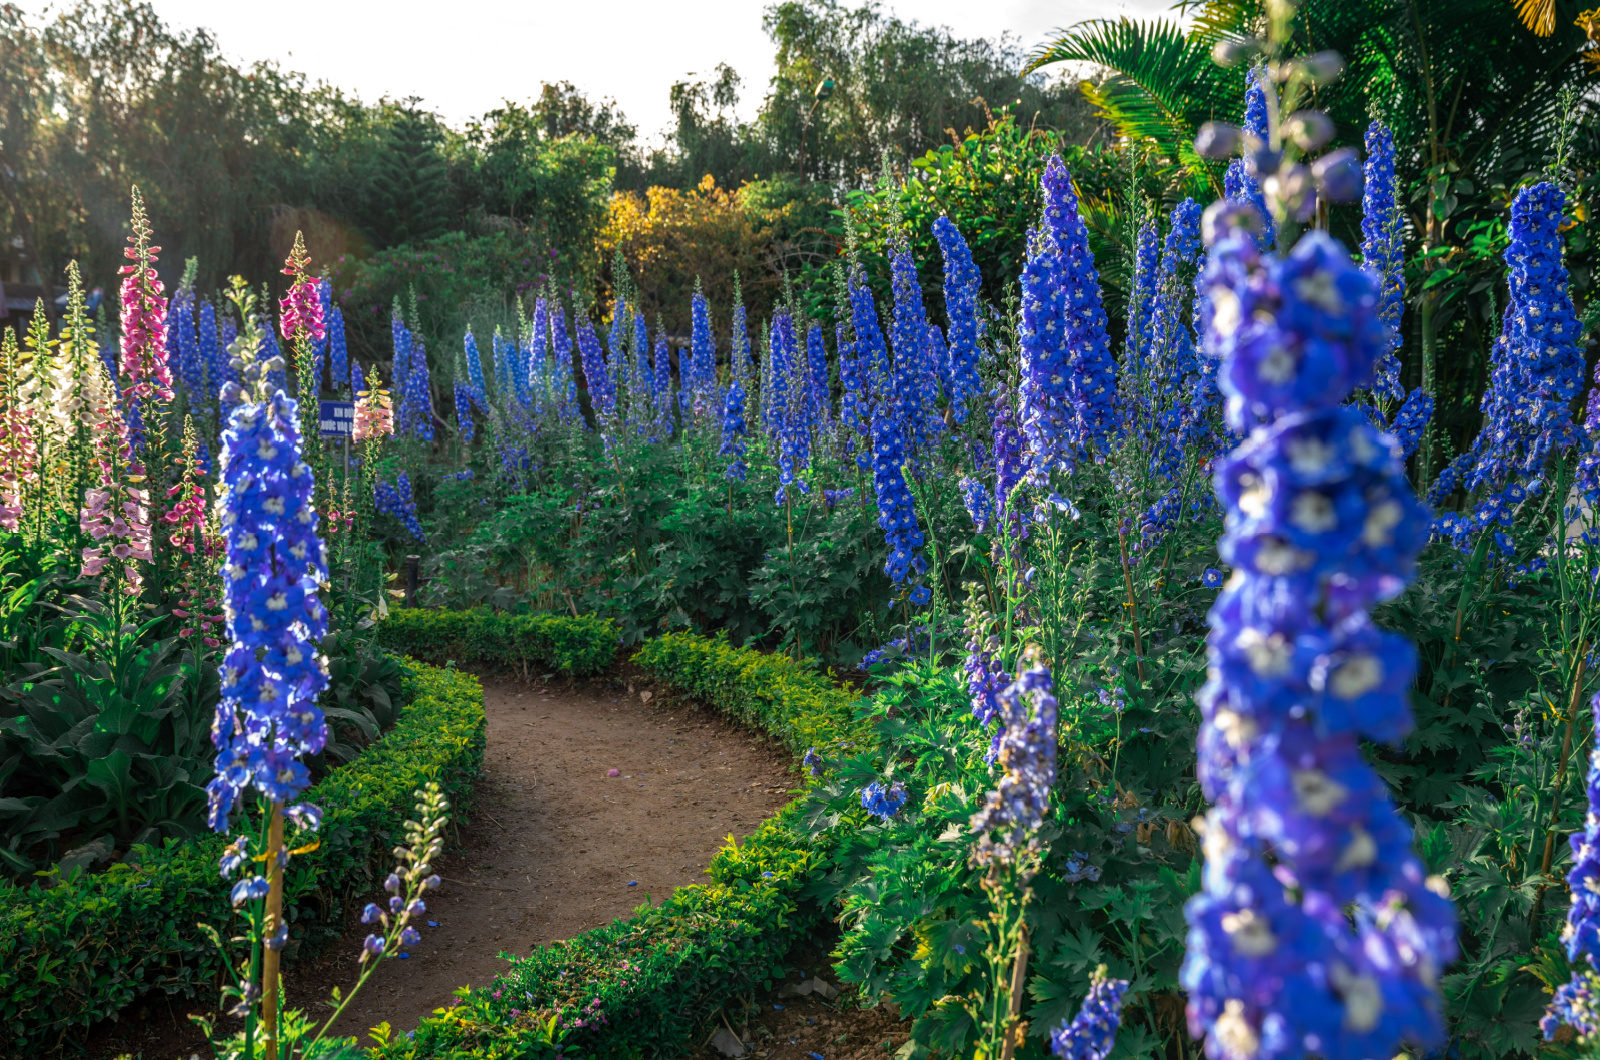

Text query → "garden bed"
[0,661,487,1056]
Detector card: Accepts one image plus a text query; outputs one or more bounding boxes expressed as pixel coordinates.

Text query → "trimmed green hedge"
[374,633,871,1060]
[375,609,618,677]
[0,662,486,1056]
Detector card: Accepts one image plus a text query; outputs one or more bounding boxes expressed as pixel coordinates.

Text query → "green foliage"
[363,103,458,249]
[381,633,873,1060]
[373,608,618,677]
[0,662,486,1054]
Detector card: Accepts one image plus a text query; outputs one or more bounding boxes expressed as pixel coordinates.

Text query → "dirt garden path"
[84,673,801,1056]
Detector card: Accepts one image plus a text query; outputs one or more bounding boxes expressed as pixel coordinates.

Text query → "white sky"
[17,0,1183,142]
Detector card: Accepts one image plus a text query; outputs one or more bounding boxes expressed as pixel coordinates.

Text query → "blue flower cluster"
[1544,696,1600,1040]
[328,299,348,393]
[720,379,749,482]
[1025,156,1118,475]
[730,297,753,390]
[1361,121,1406,405]
[259,326,288,397]
[860,780,908,822]
[838,322,868,468]
[970,659,1057,865]
[391,310,412,406]
[889,238,941,455]
[1149,199,1204,410]
[1228,66,1276,250]
[806,322,830,428]
[199,299,225,400]
[959,474,994,533]
[402,337,434,441]
[351,360,366,397]
[992,388,1027,544]
[547,301,583,426]
[770,313,811,503]
[375,471,426,543]
[962,612,1006,759]
[822,488,854,510]
[933,216,984,422]
[206,393,329,829]
[1049,966,1130,1060]
[169,286,203,409]
[576,320,617,441]
[1435,182,1585,549]
[1389,387,1433,459]
[1129,221,1161,370]
[311,278,331,388]
[454,380,477,443]
[1182,223,1456,1060]
[652,333,674,442]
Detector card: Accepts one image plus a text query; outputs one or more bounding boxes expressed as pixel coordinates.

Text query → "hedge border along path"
[374,609,619,678]
[375,632,873,1060]
[0,662,487,1057]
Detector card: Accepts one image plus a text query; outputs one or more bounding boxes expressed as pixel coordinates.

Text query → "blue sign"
[319,400,354,438]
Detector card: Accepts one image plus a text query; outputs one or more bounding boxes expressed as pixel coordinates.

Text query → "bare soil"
[78,673,809,1057]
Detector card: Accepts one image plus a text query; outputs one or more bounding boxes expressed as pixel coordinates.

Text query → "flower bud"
[1289,50,1345,86]
[1265,165,1317,223]
[1202,200,1265,246]
[1244,146,1283,179]
[1211,38,1259,67]
[400,927,422,947]
[1313,148,1364,202]
[384,872,402,894]
[361,902,383,924]
[1284,110,1335,151]
[1194,122,1243,159]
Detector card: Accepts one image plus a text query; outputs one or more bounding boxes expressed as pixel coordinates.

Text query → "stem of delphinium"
[785,489,801,660]
[261,800,286,1060]
[1117,528,1147,684]
[1531,647,1589,930]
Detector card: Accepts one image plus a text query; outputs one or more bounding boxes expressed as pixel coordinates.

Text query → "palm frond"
[1513,0,1557,35]
[1025,17,1233,171]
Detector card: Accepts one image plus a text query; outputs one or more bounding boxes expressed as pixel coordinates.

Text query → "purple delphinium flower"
[1129,221,1161,372]
[1033,156,1119,468]
[1361,121,1406,406]
[1227,66,1277,251]
[391,311,412,413]
[888,237,941,455]
[970,659,1057,865]
[730,293,753,392]
[933,215,984,422]
[1018,226,1074,482]
[1435,182,1585,549]
[375,472,426,543]
[577,320,617,442]
[351,360,366,397]
[959,475,994,533]
[770,313,811,503]
[802,748,823,776]
[838,321,868,466]
[860,780,908,822]
[720,379,748,482]
[1181,219,1457,1060]
[1149,199,1206,460]
[169,285,203,409]
[1389,387,1433,459]
[652,332,674,442]
[1049,966,1131,1060]
[806,322,830,428]
[992,387,1027,544]
[1543,694,1600,1040]
[870,389,924,589]
[404,338,434,441]
[454,380,476,443]
[206,393,330,830]
[328,301,348,393]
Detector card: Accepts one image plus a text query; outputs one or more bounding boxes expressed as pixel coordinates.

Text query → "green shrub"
[0,662,486,1056]
[374,608,617,677]
[376,633,871,1060]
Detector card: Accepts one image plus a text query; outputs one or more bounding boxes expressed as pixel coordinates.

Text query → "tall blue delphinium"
[720,378,748,481]
[838,322,868,468]
[1038,156,1119,460]
[1128,221,1161,373]
[1050,967,1131,1060]
[1578,367,1600,504]
[328,303,348,393]
[1182,222,1456,1060]
[959,475,994,533]
[771,314,812,503]
[1390,388,1433,459]
[548,299,581,427]
[351,360,366,397]
[206,392,330,830]
[1544,697,1600,1041]
[1434,182,1585,548]
[970,657,1057,865]
[690,288,717,423]
[528,296,549,399]
[219,317,238,385]
[1361,121,1406,407]
[375,471,426,542]
[888,236,941,455]
[576,319,617,444]
[1019,223,1075,483]
[926,324,949,407]
[404,340,434,442]
[933,215,984,423]
[391,311,412,414]
[993,387,1027,546]
[730,287,753,393]
[311,278,331,391]
[454,379,475,443]
[652,332,674,442]
[170,286,203,409]
[1226,65,1277,251]
[507,327,533,413]
[463,329,486,404]
[630,310,653,435]
[806,322,830,428]
[1150,199,1206,451]
[199,299,223,401]
[870,386,926,595]
[861,780,909,823]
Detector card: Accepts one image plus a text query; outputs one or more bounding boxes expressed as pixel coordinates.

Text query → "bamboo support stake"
[262,802,286,1060]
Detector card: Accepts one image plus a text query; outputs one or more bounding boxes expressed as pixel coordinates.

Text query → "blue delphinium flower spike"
[1049,966,1130,1060]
